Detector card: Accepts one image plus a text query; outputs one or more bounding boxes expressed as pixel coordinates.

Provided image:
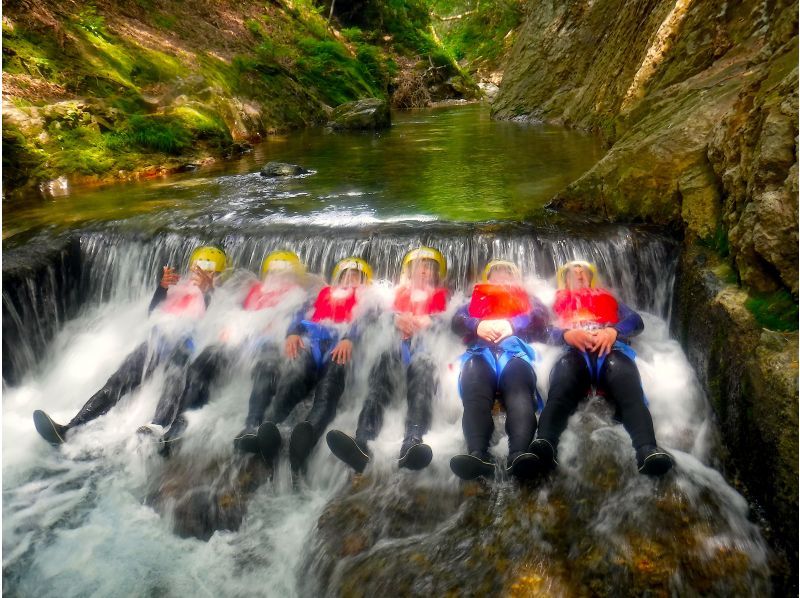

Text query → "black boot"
[257,422,282,461]
[450,451,495,480]
[636,444,673,476]
[506,451,541,480]
[326,429,370,473]
[33,410,68,446]
[158,415,187,457]
[528,438,558,472]
[289,421,316,471]
[398,434,432,471]
[233,425,259,454]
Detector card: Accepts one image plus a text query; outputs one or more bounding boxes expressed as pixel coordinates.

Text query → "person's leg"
[498,357,537,461]
[264,349,318,425]
[458,356,497,456]
[598,350,672,475]
[291,360,346,470]
[149,341,194,429]
[242,343,282,430]
[354,352,398,451]
[530,348,591,467]
[34,342,155,444]
[400,353,436,458]
[157,345,231,455]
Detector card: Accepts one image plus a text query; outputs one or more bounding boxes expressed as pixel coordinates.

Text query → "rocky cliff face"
[493,0,797,296]
[494,0,798,588]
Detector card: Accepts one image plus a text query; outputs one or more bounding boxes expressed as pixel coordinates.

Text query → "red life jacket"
[160,283,206,317]
[393,286,448,316]
[243,282,295,311]
[310,286,358,323]
[467,284,530,319]
[553,288,619,327]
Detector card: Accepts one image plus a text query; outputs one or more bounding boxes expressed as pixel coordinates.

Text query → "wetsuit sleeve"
[514,296,550,343]
[287,302,311,336]
[148,285,168,314]
[451,303,479,336]
[613,301,644,340]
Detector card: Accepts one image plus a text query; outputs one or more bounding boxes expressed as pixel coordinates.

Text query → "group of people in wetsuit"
[33,244,674,480]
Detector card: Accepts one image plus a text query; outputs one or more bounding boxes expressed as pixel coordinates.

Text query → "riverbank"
[2,0,482,197]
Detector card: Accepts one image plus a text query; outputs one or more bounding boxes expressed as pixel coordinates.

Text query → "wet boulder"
[327,98,391,131]
[260,161,309,177]
[303,407,771,596]
[145,452,272,541]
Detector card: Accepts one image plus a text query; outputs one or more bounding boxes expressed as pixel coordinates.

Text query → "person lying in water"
[449,260,550,481]
[245,257,373,472]
[326,246,450,473]
[528,260,673,476]
[33,246,227,447]
[137,250,312,456]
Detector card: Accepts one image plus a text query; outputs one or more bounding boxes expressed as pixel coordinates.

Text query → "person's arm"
[148,285,168,314]
[286,302,311,337]
[148,265,180,314]
[451,303,478,337]
[515,297,551,343]
[613,301,644,341]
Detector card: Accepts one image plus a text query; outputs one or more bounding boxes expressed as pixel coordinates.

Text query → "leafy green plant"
[76,6,107,38]
[746,290,799,331]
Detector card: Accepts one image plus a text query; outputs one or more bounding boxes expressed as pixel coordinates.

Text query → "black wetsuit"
[58,284,209,435]
[451,296,549,460]
[536,300,658,451]
[353,348,436,457]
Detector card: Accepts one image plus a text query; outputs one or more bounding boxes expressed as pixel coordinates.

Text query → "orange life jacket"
[243,282,295,311]
[393,286,448,316]
[160,283,206,317]
[310,286,358,323]
[553,288,619,327]
[467,283,530,319]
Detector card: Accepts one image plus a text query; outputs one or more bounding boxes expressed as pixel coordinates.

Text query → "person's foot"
[326,430,370,473]
[450,451,495,480]
[528,438,558,472]
[33,410,68,446]
[257,422,282,461]
[398,441,433,471]
[137,423,164,438]
[636,445,673,476]
[289,421,316,471]
[506,452,541,480]
[233,426,259,454]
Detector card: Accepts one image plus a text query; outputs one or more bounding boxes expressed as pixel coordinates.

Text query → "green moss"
[746,290,799,332]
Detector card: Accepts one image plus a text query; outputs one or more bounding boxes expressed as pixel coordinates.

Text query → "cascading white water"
[2,224,769,595]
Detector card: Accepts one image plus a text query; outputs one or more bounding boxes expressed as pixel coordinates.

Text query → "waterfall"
[2,221,770,596]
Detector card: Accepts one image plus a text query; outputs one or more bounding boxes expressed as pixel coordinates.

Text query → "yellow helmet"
[189,246,227,273]
[261,250,305,279]
[401,246,447,280]
[556,260,599,289]
[331,257,373,284]
[481,260,521,282]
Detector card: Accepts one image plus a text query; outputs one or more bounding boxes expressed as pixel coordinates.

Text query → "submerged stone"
[260,162,310,177]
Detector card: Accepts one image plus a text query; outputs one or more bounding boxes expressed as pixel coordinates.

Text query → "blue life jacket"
[458,336,544,412]
[302,320,338,370]
[577,341,648,406]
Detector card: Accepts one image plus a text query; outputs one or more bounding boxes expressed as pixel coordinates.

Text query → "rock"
[260,161,309,177]
[327,98,391,131]
[478,82,500,102]
[673,244,799,594]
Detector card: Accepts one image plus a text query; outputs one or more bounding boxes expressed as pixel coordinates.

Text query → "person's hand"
[591,327,618,357]
[331,339,353,365]
[477,319,513,343]
[413,314,432,332]
[160,266,180,288]
[191,265,216,293]
[285,334,304,359]
[563,329,595,351]
[395,313,416,339]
